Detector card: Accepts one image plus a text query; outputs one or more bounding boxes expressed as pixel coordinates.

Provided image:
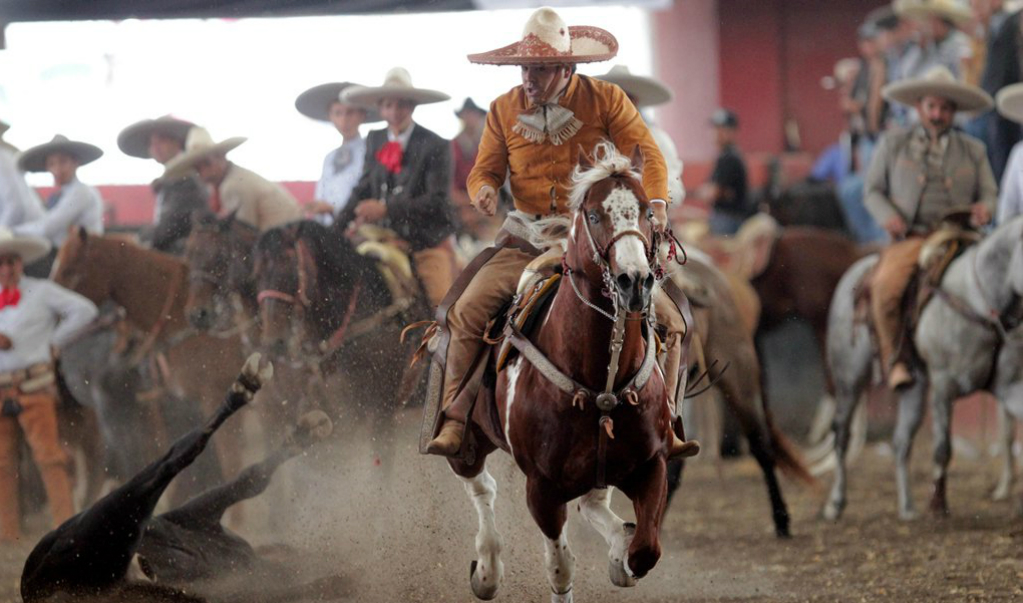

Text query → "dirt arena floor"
[2,406,1022,603]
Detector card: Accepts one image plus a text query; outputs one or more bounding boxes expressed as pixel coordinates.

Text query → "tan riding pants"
[440,246,689,420]
[414,239,458,310]
[870,238,925,373]
[0,390,74,541]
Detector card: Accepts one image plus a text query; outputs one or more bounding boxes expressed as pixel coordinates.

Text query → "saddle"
[351,225,420,309]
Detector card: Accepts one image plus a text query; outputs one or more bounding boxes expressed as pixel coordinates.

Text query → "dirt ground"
[2,407,1022,603]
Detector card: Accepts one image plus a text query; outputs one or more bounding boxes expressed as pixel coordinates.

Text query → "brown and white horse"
[449,143,674,602]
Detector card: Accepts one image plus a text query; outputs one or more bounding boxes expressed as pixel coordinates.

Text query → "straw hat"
[162,127,246,179]
[594,65,673,108]
[341,68,449,108]
[17,135,103,173]
[467,7,618,66]
[893,0,973,26]
[295,82,381,123]
[0,228,50,264]
[117,115,196,159]
[996,83,1023,123]
[882,66,992,111]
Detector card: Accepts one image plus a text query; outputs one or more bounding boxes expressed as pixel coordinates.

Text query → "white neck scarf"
[514,92,582,146]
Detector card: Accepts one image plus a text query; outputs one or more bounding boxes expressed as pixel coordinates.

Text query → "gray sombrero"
[595,65,673,108]
[996,83,1023,124]
[117,115,196,159]
[295,82,382,123]
[0,228,50,264]
[17,135,103,173]
[882,66,993,112]
[162,127,246,180]
[341,68,450,108]
[893,0,972,26]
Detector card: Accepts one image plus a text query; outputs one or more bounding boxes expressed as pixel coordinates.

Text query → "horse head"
[52,226,111,304]
[184,210,258,331]
[568,142,656,314]
[253,223,309,360]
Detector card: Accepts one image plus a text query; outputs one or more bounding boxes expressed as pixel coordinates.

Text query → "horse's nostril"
[643,274,655,291]
[617,273,634,291]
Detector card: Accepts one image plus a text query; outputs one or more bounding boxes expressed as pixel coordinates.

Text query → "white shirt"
[314,136,366,224]
[386,122,416,150]
[0,276,98,372]
[14,178,104,247]
[0,148,44,228]
[999,142,1023,225]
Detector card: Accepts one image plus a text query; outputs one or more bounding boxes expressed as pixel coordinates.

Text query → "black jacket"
[343,124,455,251]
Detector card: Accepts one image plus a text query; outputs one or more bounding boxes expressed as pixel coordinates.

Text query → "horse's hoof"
[295,410,333,444]
[469,559,500,601]
[550,588,573,603]
[898,508,918,522]
[820,500,844,522]
[241,352,274,389]
[609,522,638,588]
[928,502,950,518]
[775,523,791,539]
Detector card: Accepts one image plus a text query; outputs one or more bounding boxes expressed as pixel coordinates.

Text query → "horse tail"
[759,373,818,488]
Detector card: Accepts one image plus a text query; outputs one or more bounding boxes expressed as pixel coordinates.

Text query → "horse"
[822,216,1023,521]
[253,220,424,450]
[20,354,330,603]
[52,229,248,503]
[664,249,815,536]
[441,143,695,602]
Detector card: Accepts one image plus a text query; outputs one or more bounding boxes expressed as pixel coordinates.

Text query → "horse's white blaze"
[543,531,575,596]
[459,469,505,594]
[504,358,522,454]
[602,187,648,277]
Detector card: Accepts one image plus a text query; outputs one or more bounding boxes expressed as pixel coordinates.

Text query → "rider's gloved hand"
[650,199,668,233]
[473,185,498,216]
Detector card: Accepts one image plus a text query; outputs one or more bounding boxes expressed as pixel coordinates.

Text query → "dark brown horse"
[446,144,678,602]
[183,211,260,336]
[52,230,248,503]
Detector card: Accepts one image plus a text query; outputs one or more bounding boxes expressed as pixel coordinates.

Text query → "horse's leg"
[892,379,926,520]
[822,385,862,521]
[449,436,503,601]
[664,459,685,507]
[525,477,574,603]
[928,375,957,517]
[992,404,1016,502]
[618,455,668,579]
[578,487,637,588]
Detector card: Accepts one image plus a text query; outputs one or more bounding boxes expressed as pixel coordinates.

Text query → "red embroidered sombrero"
[468,7,618,66]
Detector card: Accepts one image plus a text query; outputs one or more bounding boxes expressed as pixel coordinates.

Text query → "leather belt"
[0,362,56,393]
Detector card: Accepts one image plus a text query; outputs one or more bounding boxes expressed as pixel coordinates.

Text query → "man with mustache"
[865,66,997,390]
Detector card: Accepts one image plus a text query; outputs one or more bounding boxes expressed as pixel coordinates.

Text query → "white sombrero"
[117,115,197,159]
[295,82,382,123]
[341,68,450,108]
[883,66,993,112]
[468,7,618,66]
[162,127,246,179]
[594,65,672,108]
[893,0,973,25]
[0,228,50,264]
[996,83,1023,124]
[17,135,103,173]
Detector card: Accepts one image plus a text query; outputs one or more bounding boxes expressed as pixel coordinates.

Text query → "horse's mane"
[568,141,641,212]
[255,220,366,291]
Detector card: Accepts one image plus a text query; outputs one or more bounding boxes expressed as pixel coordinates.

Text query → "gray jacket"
[865,126,997,232]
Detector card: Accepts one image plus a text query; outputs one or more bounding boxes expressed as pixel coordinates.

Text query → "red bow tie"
[0,288,20,310]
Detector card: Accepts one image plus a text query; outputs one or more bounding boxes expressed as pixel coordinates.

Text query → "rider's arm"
[863,133,899,227]
[975,142,999,217]
[603,81,669,205]
[14,182,95,243]
[467,99,508,202]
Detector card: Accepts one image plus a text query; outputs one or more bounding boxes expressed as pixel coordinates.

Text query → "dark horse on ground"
[21,354,334,603]
[253,220,426,458]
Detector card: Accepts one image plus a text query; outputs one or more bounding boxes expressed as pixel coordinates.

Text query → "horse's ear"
[630,144,645,172]
[577,146,593,171]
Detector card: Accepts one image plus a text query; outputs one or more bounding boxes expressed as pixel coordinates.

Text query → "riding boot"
[661,334,700,459]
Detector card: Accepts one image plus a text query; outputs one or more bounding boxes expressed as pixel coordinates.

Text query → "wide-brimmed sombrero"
[595,65,672,108]
[996,83,1023,124]
[17,135,103,173]
[117,115,196,159]
[295,82,382,123]
[162,127,246,179]
[0,228,50,264]
[883,66,992,112]
[341,68,449,108]
[468,7,618,66]
[893,0,972,26]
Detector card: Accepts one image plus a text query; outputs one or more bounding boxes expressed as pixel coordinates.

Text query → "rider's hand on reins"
[970,202,992,228]
[473,186,498,217]
[885,215,907,240]
[650,200,668,233]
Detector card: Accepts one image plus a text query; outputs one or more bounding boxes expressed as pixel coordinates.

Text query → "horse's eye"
[587,212,600,225]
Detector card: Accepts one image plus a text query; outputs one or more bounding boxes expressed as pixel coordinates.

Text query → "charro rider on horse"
[865,65,997,390]
[426,7,698,459]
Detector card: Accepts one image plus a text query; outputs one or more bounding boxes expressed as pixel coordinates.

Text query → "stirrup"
[426,419,464,457]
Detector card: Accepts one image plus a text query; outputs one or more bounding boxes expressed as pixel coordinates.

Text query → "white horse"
[822,216,1023,521]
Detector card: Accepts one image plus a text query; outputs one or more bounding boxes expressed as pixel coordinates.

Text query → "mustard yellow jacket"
[468,75,670,216]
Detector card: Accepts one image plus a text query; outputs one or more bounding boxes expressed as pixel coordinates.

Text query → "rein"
[128,260,186,367]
